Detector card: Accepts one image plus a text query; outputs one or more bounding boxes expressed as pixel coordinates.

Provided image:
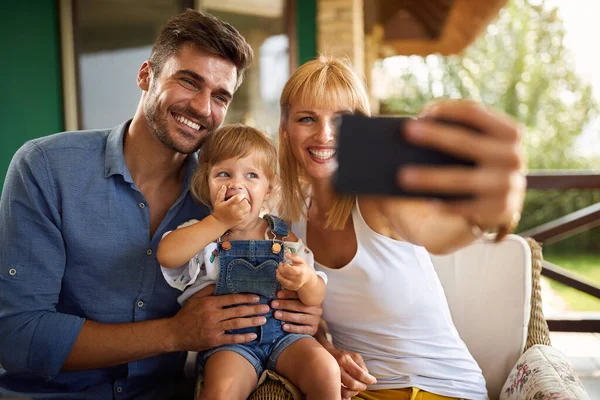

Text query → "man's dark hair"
[149,9,253,90]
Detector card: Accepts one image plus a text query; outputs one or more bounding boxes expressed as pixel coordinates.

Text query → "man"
[0,10,321,399]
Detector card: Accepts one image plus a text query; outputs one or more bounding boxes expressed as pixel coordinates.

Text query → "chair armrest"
[500,344,590,400]
[524,238,552,350]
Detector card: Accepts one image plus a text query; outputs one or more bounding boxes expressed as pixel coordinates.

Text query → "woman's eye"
[298,116,315,123]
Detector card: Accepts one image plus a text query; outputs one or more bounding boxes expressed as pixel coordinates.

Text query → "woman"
[278,57,525,400]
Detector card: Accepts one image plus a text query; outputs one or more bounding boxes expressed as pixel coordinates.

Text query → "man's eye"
[181,78,196,88]
[215,95,228,104]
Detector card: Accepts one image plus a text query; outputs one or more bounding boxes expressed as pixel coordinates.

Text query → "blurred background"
[1,0,599,392]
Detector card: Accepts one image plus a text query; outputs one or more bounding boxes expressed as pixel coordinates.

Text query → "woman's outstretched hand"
[400,100,526,239]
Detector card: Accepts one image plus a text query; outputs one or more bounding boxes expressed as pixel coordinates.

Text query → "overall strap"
[263,215,290,238]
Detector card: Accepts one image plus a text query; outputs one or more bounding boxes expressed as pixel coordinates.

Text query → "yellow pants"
[353,387,461,400]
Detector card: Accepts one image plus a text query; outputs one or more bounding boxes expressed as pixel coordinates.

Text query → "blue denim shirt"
[0,121,208,399]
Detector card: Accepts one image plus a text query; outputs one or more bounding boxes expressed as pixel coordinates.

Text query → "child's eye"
[216,172,229,177]
[246,172,258,179]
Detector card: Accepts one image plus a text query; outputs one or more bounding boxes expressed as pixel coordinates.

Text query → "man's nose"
[190,90,211,118]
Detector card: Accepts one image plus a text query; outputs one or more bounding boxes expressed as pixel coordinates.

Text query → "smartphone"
[333,114,477,199]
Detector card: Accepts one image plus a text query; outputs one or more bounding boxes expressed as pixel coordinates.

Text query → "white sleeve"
[159,219,210,291]
[284,239,327,284]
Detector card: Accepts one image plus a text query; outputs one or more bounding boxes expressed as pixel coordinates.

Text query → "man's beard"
[144,89,213,154]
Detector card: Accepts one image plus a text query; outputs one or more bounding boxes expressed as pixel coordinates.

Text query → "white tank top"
[292,202,488,400]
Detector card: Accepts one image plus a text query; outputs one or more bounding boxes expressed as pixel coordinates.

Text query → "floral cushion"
[500,345,589,400]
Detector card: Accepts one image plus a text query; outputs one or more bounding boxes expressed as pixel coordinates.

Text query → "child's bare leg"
[197,350,258,400]
[275,337,341,400]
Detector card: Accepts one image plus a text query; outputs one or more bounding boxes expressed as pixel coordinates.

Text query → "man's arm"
[0,143,266,376]
[63,287,268,370]
[0,141,84,377]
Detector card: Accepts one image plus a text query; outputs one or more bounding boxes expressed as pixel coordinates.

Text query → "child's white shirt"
[160,219,325,305]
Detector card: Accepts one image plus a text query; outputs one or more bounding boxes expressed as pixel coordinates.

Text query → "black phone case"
[333,114,476,199]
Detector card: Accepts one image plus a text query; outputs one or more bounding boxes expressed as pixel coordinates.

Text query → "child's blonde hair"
[191,124,278,207]
[278,56,371,229]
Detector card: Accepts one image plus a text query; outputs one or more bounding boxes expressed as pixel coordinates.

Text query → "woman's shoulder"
[356,197,407,242]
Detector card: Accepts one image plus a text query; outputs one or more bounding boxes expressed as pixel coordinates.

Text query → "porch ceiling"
[365,0,508,56]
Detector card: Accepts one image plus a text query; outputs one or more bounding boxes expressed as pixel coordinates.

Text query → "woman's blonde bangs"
[281,58,371,117]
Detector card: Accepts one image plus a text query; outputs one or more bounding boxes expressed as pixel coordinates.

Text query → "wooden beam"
[541,261,600,300]
[519,202,600,244]
[527,172,600,190]
[547,319,600,332]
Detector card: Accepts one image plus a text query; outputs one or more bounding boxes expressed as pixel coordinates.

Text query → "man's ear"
[137,61,152,91]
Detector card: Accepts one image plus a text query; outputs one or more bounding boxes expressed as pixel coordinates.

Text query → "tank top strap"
[350,198,368,238]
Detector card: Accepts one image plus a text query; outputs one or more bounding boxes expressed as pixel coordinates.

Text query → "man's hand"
[168,284,268,351]
[271,290,322,335]
[276,252,315,291]
[211,185,251,229]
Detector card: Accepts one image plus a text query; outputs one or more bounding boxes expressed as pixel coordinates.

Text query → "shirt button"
[146,249,152,256]
[137,301,144,308]
[8,268,17,276]
[116,387,123,393]
[139,202,146,209]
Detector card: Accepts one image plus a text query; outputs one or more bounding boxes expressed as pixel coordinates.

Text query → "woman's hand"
[271,290,322,335]
[328,347,377,400]
[400,100,526,238]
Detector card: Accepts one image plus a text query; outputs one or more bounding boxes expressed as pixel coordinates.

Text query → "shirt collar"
[104,119,198,191]
[104,120,132,182]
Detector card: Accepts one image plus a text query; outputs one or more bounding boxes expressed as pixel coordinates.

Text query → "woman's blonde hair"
[191,124,278,208]
[278,56,371,229]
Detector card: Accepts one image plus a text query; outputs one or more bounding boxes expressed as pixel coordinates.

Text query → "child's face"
[208,153,272,219]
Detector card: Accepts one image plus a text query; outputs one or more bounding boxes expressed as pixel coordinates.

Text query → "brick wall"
[317,0,364,77]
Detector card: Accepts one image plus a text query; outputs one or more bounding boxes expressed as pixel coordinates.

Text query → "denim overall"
[197,215,311,377]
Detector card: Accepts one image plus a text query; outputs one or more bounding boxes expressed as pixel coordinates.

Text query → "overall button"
[146,249,152,256]
[138,202,146,209]
[8,268,17,276]
[137,301,144,308]
[116,387,123,393]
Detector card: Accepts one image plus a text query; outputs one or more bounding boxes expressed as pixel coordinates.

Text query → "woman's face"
[283,102,352,181]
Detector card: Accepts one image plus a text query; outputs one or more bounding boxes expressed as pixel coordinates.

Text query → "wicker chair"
[244,235,588,400]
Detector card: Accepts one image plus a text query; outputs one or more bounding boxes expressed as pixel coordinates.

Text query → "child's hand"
[276,252,316,291]
[212,185,251,229]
